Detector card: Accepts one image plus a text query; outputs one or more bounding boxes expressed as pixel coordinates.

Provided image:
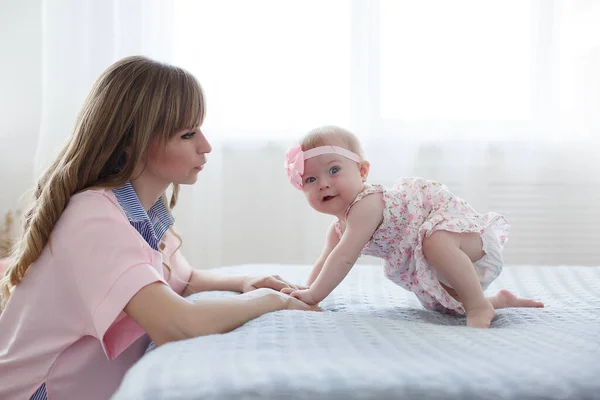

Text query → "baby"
[282,125,543,328]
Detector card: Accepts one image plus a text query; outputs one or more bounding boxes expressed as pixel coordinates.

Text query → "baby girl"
[282,125,543,328]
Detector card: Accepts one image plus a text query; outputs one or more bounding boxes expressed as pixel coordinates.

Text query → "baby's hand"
[289,288,318,305]
[280,285,308,296]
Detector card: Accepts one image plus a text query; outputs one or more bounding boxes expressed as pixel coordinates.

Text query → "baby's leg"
[422,231,494,328]
[441,284,544,309]
[487,290,544,309]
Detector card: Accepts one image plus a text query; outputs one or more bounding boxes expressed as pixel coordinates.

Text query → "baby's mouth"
[322,195,336,202]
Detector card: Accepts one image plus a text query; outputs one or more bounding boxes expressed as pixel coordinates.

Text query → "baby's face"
[301,153,366,217]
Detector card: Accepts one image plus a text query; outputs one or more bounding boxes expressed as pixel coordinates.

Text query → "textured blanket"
[112,264,600,400]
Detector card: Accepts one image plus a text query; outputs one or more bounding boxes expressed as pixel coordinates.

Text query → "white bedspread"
[112,264,600,400]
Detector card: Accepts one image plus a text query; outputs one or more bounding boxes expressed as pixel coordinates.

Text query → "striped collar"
[112,182,174,250]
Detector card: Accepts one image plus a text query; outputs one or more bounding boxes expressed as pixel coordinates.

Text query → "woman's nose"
[197,130,212,154]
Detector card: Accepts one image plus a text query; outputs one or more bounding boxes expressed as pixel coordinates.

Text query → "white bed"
[111,264,600,400]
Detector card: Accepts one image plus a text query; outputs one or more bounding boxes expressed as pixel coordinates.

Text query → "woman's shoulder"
[57,188,129,233]
[67,188,125,216]
[52,188,149,258]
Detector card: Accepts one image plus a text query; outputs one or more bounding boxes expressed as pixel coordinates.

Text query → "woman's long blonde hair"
[1,56,205,308]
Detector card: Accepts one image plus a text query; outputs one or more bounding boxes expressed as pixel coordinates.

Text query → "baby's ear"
[358,160,370,182]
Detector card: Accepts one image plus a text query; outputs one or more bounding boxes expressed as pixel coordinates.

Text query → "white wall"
[0,0,42,215]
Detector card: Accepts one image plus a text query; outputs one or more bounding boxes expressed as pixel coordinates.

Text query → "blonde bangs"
[155,70,206,144]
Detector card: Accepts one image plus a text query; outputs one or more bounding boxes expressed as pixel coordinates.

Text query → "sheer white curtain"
[30,0,600,268]
[34,0,175,177]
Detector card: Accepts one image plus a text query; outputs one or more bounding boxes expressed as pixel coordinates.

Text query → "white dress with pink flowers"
[334,177,509,315]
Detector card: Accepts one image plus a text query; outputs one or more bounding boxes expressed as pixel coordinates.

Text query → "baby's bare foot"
[465,302,495,328]
[490,289,545,310]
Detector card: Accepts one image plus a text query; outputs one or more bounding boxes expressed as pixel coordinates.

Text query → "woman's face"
[144,125,212,186]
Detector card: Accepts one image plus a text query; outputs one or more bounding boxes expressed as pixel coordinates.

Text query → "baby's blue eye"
[330,167,340,174]
[305,177,316,184]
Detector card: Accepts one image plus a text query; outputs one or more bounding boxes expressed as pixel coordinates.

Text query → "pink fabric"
[303,146,361,163]
[335,178,508,315]
[0,189,193,400]
[284,146,305,189]
[284,145,361,189]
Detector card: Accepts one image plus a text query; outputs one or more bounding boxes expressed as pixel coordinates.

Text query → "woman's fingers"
[280,287,295,295]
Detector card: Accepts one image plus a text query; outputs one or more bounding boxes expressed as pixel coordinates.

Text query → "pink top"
[0,189,193,400]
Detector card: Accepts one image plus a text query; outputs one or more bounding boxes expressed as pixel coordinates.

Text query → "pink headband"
[284,145,361,189]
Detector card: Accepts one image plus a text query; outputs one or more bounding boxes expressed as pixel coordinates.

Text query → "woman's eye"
[305,177,316,184]
[330,167,340,174]
[181,132,196,139]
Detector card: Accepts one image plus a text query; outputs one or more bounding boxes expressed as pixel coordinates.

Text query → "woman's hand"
[241,274,308,293]
[245,288,321,312]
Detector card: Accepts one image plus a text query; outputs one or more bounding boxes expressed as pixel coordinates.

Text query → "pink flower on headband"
[285,145,304,189]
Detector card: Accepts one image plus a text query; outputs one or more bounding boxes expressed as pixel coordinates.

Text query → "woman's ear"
[358,160,370,182]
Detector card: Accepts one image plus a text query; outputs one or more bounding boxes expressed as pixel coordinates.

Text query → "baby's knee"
[422,230,453,255]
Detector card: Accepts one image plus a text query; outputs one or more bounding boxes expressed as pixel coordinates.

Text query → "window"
[173,0,351,139]
[172,0,597,140]
[379,0,532,121]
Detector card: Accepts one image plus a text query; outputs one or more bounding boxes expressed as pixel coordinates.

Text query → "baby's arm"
[291,193,384,305]
[306,222,340,286]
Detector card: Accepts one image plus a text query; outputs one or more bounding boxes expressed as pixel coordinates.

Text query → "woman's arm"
[292,193,384,305]
[125,283,316,346]
[182,269,304,297]
[182,269,244,296]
